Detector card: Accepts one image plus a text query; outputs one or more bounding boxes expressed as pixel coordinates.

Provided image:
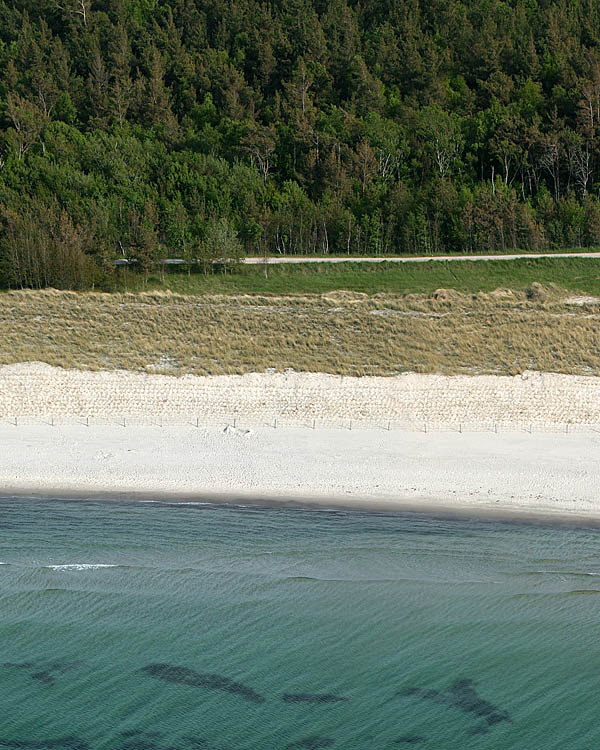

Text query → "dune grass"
[3,285,600,377]
[119,257,600,297]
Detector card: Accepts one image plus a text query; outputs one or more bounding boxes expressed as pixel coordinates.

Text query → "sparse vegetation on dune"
[3,285,600,377]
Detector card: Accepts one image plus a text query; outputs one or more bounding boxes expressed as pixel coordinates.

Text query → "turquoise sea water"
[1,498,600,749]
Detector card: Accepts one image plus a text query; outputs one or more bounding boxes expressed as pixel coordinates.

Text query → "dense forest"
[3,0,600,287]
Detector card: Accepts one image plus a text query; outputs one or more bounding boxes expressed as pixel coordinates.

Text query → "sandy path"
[115,252,600,266]
[242,252,600,264]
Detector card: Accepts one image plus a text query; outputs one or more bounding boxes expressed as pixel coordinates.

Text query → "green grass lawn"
[121,257,600,296]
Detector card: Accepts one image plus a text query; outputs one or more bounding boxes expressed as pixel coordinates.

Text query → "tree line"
[3,0,600,287]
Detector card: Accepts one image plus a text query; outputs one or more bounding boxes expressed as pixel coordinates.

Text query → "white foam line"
[47,563,118,571]
[167,501,214,506]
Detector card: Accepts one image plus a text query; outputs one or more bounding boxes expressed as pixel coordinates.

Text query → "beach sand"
[1,424,599,519]
[1,363,600,519]
[3,362,600,427]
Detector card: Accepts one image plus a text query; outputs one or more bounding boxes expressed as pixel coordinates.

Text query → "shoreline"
[2,421,600,524]
[3,363,600,524]
[5,486,600,528]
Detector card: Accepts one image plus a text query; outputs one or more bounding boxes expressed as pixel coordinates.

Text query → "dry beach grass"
[3,285,600,377]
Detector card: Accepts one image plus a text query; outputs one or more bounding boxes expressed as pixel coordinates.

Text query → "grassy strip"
[3,286,600,377]
[119,257,600,297]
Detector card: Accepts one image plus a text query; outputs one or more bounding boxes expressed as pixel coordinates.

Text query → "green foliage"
[2,0,600,288]
[125,0,158,25]
[0,202,102,289]
[202,217,243,269]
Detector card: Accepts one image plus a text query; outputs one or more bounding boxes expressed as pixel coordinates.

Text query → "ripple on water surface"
[1,497,600,748]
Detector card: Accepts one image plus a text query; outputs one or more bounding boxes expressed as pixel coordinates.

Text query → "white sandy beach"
[1,421,600,519]
[3,362,600,427]
[1,363,600,519]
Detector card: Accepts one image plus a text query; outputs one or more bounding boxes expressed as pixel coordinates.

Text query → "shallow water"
[1,497,600,748]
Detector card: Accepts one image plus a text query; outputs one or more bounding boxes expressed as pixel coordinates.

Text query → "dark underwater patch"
[31,670,56,685]
[181,739,233,750]
[397,678,510,733]
[468,726,490,735]
[394,737,426,744]
[141,664,265,703]
[116,734,167,750]
[114,734,232,750]
[39,661,80,671]
[118,741,159,750]
[2,661,80,671]
[282,693,347,704]
[0,738,89,749]
[2,660,81,687]
[285,738,335,749]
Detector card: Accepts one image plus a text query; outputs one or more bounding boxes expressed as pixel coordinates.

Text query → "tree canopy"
[3,0,600,286]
